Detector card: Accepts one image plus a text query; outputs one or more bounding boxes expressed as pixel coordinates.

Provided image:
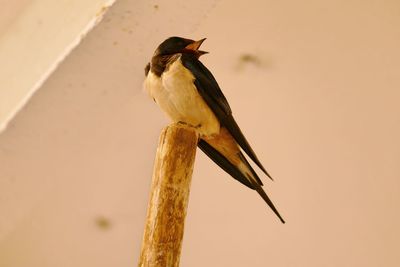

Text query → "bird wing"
[180,54,272,178]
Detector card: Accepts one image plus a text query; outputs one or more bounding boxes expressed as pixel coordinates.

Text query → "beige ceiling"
[1,0,400,266]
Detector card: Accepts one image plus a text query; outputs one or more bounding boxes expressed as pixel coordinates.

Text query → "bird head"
[153,36,208,58]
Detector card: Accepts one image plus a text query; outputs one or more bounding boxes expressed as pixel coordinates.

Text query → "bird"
[143,36,285,223]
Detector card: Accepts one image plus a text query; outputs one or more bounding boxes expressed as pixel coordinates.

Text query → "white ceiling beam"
[0,0,116,132]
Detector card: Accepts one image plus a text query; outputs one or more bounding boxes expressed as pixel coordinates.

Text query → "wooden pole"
[138,123,198,267]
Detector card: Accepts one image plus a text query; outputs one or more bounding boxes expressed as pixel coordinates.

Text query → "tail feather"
[238,152,285,224]
[199,134,285,224]
[222,115,273,180]
[253,182,285,224]
[198,139,254,189]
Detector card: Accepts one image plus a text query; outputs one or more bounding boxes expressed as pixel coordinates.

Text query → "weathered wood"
[138,123,198,267]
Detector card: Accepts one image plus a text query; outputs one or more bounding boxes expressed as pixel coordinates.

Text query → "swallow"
[144,37,285,223]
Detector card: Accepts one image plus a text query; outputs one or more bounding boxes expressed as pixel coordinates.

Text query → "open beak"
[185,38,208,56]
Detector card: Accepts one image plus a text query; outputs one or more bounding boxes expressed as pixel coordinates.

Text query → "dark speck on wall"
[153,4,159,10]
[239,54,262,66]
[95,216,112,230]
[235,53,271,71]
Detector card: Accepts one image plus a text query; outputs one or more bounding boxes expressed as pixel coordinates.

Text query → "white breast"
[144,57,220,136]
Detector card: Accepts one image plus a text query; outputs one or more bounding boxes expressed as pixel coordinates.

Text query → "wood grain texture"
[138,123,198,267]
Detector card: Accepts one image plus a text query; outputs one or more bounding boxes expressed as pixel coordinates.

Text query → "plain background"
[1,0,399,266]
